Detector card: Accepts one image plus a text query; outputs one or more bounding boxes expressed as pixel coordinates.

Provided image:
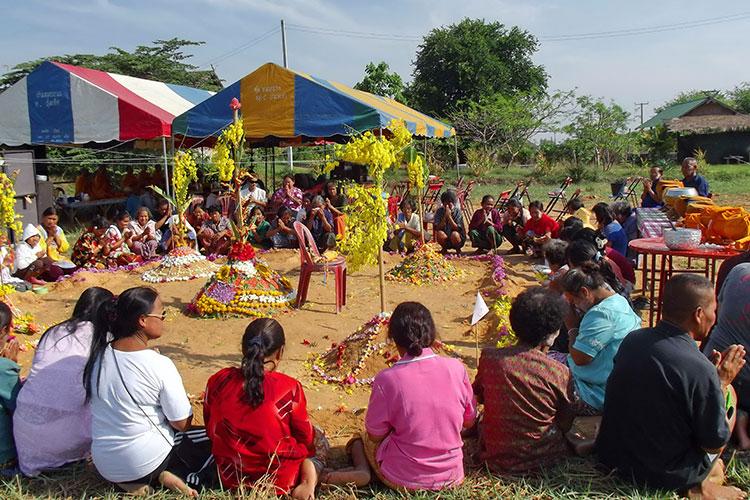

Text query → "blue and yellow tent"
[172,62,454,142]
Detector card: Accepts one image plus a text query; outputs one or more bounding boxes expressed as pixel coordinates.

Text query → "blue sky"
[3,0,749,125]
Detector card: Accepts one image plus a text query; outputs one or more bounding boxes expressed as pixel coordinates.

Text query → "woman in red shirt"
[203,319,319,498]
[522,201,560,256]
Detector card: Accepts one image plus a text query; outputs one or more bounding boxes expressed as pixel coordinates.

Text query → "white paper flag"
[471,291,490,326]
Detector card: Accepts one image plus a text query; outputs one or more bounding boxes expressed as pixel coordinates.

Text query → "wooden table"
[629,237,738,326]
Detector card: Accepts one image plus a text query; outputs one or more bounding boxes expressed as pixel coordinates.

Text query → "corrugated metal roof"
[639,97,709,129]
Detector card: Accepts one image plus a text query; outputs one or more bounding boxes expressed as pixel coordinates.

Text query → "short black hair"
[529,200,544,211]
[440,190,458,205]
[509,287,566,346]
[389,301,436,357]
[543,239,568,267]
[662,274,714,323]
[400,196,416,212]
[560,217,584,241]
[42,206,57,217]
[207,205,221,215]
[481,194,495,204]
[250,206,264,216]
[158,198,170,207]
[507,198,522,209]
[566,198,583,211]
[277,206,291,218]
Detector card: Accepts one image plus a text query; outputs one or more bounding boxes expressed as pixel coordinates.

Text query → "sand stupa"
[188,242,295,318]
[386,243,463,285]
[142,246,218,283]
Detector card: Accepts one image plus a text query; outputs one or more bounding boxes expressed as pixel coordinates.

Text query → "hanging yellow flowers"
[0,170,22,237]
[150,151,197,247]
[212,117,245,182]
[406,152,425,189]
[339,184,388,271]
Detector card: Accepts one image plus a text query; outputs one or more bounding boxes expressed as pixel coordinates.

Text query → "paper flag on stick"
[471,291,490,325]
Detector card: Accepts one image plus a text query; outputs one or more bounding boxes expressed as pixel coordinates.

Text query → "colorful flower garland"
[141,247,218,283]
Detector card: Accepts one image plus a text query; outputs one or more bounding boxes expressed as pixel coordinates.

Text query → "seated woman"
[611,201,638,263]
[542,239,569,291]
[247,206,272,248]
[0,302,21,473]
[473,287,574,472]
[592,202,628,257]
[468,195,502,253]
[703,263,750,449]
[522,201,560,257]
[204,319,321,498]
[14,224,63,285]
[198,206,232,255]
[0,238,31,292]
[271,175,304,216]
[501,198,530,254]
[303,196,336,252]
[323,182,347,236]
[83,287,196,496]
[569,227,635,295]
[560,264,642,415]
[14,287,114,476]
[267,207,298,249]
[326,302,476,491]
[103,210,141,266]
[387,197,422,253]
[71,218,117,269]
[185,204,208,231]
[128,207,159,260]
[37,207,76,273]
[434,191,466,255]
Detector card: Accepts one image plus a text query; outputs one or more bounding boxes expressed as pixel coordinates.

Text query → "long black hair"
[39,287,114,348]
[564,243,623,294]
[83,286,159,401]
[241,318,286,408]
[592,202,614,226]
[0,302,12,335]
[389,302,437,357]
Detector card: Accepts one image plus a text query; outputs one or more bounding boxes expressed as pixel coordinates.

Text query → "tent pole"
[162,136,170,198]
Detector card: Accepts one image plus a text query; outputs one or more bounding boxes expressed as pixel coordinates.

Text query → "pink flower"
[344,375,356,385]
[230,97,241,110]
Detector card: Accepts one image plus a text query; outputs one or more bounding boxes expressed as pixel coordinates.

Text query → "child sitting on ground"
[324,302,476,491]
[247,206,272,248]
[14,224,63,285]
[387,197,422,253]
[203,319,324,499]
[267,207,298,249]
[468,195,503,253]
[198,206,232,255]
[542,239,569,292]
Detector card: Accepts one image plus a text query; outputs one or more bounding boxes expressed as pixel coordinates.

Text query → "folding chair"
[494,181,523,211]
[457,180,476,225]
[611,176,642,207]
[555,188,581,222]
[421,179,444,214]
[544,177,573,218]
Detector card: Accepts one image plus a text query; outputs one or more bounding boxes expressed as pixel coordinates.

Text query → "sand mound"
[386,243,463,285]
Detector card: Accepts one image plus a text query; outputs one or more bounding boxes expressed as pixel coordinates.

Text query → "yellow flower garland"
[0,172,22,236]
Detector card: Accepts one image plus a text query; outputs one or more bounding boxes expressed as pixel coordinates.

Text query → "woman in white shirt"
[14,224,63,285]
[82,287,196,496]
[128,207,159,259]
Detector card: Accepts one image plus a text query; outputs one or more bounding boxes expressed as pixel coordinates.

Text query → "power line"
[196,27,280,69]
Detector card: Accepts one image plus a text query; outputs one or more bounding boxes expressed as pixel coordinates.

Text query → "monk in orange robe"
[121,166,141,194]
[74,169,92,196]
[90,166,117,200]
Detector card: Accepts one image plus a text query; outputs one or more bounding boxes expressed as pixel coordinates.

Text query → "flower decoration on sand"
[386,243,463,285]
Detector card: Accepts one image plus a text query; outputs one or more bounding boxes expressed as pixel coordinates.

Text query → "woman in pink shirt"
[325,302,476,491]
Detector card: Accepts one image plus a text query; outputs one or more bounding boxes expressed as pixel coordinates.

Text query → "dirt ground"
[10,250,536,455]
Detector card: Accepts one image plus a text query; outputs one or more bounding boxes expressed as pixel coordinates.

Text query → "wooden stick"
[474,324,480,367]
[378,245,386,313]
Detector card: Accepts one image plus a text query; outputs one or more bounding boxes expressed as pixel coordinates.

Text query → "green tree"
[410,18,547,117]
[0,38,222,91]
[449,90,574,167]
[728,83,750,113]
[354,61,407,103]
[564,96,634,171]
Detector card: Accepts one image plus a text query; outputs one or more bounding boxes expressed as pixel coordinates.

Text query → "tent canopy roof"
[172,62,455,143]
[0,61,214,146]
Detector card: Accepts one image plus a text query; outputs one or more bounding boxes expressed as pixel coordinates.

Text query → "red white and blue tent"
[0,61,214,146]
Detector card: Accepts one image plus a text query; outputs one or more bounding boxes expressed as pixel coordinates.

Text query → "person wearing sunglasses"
[82,287,196,496]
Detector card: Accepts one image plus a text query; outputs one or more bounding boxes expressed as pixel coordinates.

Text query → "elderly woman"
[128,207,159,259]
[560,264,641,415]
[271,175,304,215]
[473,287,574,472]
[14,224,64,285]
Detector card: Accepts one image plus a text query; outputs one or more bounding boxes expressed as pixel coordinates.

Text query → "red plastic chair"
[293,221,347,313]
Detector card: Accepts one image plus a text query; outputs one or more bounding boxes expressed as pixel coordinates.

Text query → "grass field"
[10,162,750,499]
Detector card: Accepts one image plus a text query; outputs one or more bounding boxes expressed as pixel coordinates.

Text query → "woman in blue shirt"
[561,263,642,414]
[592,203,628,257]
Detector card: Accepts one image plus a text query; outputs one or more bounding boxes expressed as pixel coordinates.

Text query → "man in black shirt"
[597,274,746,499]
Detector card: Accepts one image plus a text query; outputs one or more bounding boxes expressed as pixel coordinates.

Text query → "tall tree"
[410,18,547,117]
[449,90,575,167]
[564,96,634,171]
[728,83,750,114]
[0,38,222,91]
[354,61,407,103]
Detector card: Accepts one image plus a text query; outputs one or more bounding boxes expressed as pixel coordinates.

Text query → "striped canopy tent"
[0,61,214,146]
[172,62,455,143]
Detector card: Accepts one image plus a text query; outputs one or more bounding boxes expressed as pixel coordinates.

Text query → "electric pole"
[635,101,649,126]
[281,20,293,172]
